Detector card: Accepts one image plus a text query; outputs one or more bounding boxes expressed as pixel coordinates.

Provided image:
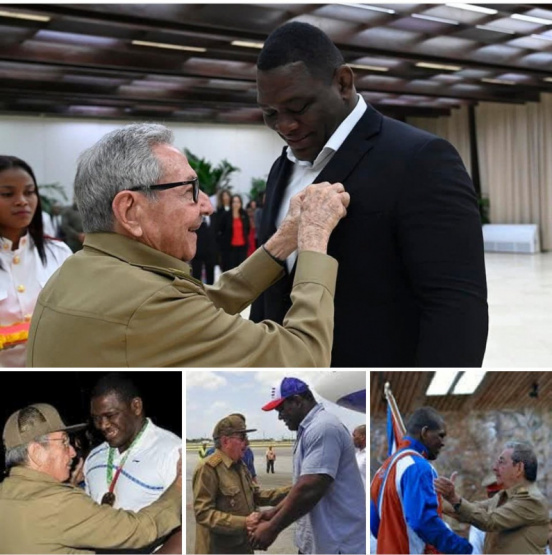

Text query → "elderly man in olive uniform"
[435,441,549,554]
[0,403,181,554]
[192,414,290,554]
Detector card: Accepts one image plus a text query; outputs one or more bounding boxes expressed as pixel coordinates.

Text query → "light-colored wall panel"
[0,116,285,199]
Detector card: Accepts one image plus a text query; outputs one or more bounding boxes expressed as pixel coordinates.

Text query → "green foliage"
[38,182,68,215]
[184,149,239,196]
[249,177,267,203]
[478,196,490,224]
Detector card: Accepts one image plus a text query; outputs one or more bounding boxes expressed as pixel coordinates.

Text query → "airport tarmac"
[186,445,297,554]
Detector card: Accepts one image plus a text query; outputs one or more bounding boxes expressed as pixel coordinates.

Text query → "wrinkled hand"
[434,473,460,504]
[298,182,350,252]
[265,191,305,260]
[249,520,279,551]
[245,511,261,533]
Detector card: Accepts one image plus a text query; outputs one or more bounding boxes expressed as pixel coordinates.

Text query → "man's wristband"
[262,244,286,267]
[453,498,462,512]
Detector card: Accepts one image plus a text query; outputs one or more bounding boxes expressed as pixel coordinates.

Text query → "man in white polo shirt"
[84,373,181,511]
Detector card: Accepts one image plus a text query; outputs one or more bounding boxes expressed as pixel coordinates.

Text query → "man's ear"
[112,191,143,238]
[130,397,143,417]
[335,65,355,99]
[27,441,47,467]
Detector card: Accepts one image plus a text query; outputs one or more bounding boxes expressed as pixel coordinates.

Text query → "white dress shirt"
[356,447,367,489]
[276,95,367,271]
[0,233,71,367]
[84,418,181,511]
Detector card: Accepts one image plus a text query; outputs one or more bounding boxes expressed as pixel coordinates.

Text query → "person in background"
[353,424,366,489]
[246,200,257,257]
[266,445,276,474]
[217,193,250,271]
[61,199,85,252]
[198,441,209,459]
[191,214,217,285]
[213,188,231,270]
[0,155,71,367]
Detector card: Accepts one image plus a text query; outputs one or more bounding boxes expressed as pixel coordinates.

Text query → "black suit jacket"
[251,104,488,367]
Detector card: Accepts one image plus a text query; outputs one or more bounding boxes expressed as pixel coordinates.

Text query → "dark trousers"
[266,459,275,473]
[191,259,215,285]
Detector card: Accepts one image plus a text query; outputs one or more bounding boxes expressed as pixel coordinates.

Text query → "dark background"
[0,371,182,480]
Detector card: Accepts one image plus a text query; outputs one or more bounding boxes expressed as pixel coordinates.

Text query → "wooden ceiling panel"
[0,3,550,122]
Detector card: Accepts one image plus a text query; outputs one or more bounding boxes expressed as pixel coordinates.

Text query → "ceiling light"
[476,25,516,35]
[349,63,389,72]
[545,77,552,82]
[0,9,51,22]
[426,371,459,396]
[445,4,498,15]
[131,40,206,53]
[530,34,552,41]
[412,13,460,25]
[481,78,516,85]
[511,13,552,25]
[416,62,462,71]
[231,40,264,49]
[452,371,486,395]
[341,3,395,14]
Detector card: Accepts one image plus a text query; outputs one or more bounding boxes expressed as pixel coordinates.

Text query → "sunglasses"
[128,177,199,203]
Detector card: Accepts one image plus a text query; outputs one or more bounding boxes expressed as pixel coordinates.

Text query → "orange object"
[0,322,30,350]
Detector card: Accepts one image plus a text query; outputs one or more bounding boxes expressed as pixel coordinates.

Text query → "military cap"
[213,414,257,439]
[3,403,87,450]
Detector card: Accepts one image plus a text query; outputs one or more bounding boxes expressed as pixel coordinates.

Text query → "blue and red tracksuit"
[370,437,472,554]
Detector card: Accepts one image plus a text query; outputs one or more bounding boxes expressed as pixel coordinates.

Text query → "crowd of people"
[0,372,182,553]
[370,407,551,555]
[192,376,366,554]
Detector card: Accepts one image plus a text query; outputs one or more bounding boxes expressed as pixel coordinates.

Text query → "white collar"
[286,94,367,169]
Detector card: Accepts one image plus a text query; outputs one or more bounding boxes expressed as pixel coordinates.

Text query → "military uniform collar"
[502,480,533,498]
[216,448,242,469]
[9,465,65,484]
[83,232,192,279]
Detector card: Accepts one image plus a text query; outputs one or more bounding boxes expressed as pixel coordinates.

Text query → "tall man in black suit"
[251,22,488,367]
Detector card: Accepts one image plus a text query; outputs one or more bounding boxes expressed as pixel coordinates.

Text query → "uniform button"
[13,255,20,264]
[17,284,25,293]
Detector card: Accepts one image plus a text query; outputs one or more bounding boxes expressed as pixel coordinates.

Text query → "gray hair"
[5,434,50,469]
[505,441,538,482]
[74,123,175,232]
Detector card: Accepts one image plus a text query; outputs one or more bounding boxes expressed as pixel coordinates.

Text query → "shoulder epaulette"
[206,452,223,467]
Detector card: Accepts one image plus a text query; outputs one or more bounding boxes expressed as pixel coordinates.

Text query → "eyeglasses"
[230,432,248,441]
[128,177,199,203]
[43,436,71,448]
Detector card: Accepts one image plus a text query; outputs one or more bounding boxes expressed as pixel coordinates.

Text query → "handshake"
[245,509,279,551]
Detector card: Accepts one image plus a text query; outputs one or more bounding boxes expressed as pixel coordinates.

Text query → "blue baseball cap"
[262,377,310,411]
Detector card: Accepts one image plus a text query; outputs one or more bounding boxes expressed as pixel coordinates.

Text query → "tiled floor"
[484,251,552,367]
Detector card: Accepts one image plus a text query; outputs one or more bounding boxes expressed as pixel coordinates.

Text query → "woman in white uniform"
[0,156,72,366]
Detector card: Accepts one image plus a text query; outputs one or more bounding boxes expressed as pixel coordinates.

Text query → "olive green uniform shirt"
[27,232,338,367]
[456,482,548,554]
[0,466,181,554]
[192,449,290,554]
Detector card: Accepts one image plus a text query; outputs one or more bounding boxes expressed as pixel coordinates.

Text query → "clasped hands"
[434,471,461,505]
[245,509,278,551]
